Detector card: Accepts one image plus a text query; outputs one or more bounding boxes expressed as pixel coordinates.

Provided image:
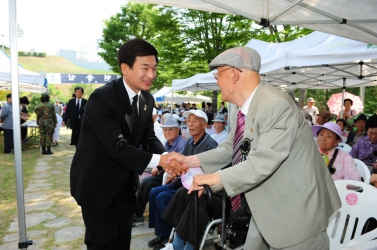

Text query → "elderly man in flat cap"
[167,47,340,250]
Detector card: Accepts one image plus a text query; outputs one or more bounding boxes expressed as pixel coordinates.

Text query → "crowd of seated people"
[350,114,377,186]
[138,97,375,249]
[147,110,218,250]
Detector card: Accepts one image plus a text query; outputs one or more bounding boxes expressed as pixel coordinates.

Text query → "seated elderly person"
[133,117,186,226]
[346,114,367,147]
[147,110,217,250]
[211,113,228,144]
[336,119,349,138]
[312,122,360,181]
[350,114,377,177]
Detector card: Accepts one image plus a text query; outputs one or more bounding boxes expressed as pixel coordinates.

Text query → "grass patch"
[0,133,40,245]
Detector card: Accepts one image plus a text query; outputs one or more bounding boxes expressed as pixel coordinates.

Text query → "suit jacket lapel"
[115,78,132,136]
[244,83,264,147]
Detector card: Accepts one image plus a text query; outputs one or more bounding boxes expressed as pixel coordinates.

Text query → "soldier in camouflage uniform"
[35,93,57,155]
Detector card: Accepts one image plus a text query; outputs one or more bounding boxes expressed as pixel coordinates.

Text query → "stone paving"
[0,127,155,250]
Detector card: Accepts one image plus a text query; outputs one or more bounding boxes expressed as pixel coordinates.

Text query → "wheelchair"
[193,186,251,250]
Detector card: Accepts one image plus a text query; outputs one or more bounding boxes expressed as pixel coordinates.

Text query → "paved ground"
[0,127,156,250]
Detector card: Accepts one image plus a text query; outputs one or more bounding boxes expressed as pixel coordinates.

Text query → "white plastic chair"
[327,180,377,250]
[354,159,371,184]
[337,143,352,153]
[341,136,347,143]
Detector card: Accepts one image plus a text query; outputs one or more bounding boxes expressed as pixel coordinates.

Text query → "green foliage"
[18,51,25,56]
[300,86,377,115]
[37,52,47,57]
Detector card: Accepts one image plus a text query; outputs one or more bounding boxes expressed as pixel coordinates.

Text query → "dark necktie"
[76,99,80,119]
[230,110,245,212]
[132,95,139,135]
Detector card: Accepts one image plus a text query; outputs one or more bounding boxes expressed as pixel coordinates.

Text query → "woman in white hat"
[312,122,360,181]
[211,113,228,144]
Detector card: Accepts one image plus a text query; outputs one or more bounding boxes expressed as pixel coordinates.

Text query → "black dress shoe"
[153,242,167,250]
[148,236,167,248]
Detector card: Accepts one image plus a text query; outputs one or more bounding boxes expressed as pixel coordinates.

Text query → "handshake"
[158,152,189,176]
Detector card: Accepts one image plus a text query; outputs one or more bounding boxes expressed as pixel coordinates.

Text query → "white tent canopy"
[153,86,211,103]
[172,31,377,91]
[0,50,46,93]
[132,0,377,45]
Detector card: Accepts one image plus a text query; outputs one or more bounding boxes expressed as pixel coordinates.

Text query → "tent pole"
[340,78,346,119]
[171,89,173,113]
[9,0,32,249]
[360,86,365,112]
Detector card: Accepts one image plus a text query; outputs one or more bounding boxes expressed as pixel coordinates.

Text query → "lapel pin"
[144,104,147,111]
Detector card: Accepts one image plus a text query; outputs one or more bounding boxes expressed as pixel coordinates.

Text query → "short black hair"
[344,98,353,105]
[20,96,29,105]
[118,38,158,70]
[74,87,84,93]
[6,93,11,99]
[40,94,50,102]
[366,114,377,130]
[221,102,225,105]
[336,119,347,127]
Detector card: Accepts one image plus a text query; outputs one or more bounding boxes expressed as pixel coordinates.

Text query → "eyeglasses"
[213,67,243,80]
[163,127,177,132]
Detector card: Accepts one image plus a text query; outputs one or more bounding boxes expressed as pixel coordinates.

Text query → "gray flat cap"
[209,47,261,72]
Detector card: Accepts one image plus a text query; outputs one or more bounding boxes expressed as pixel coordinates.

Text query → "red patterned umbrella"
[326,92,364,115]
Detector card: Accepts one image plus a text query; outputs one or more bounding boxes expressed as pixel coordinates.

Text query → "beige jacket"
[197,83,341,248]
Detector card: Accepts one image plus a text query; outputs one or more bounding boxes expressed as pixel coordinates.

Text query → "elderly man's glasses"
[163,127,177,132]
[213,67,243,80]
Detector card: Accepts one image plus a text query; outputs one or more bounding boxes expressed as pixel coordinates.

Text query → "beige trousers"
[244,216,329,250]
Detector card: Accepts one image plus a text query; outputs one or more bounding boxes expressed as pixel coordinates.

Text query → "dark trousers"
[3,129,13,153]
[149,180,182,238]
[135,172,164,218]
[81,180,135,250]
[71,119,81,147]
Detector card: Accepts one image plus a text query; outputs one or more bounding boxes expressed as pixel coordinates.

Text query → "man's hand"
[150,167,159,176]
[159,153,188,176]
[187,172,221,197]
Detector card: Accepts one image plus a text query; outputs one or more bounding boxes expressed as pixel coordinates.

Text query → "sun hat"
[307,97,315,103]
[212,113,226,123]
[178,117,186,122]
[172,114,180,120]
[183,110,208,123]
[317,111,333,120]
[161,117,180,128]
[209,47,261,72]
[311,122,342,139]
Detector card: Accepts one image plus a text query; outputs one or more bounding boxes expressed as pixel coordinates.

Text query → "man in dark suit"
[70,38,181,250]
[62,87,87,147]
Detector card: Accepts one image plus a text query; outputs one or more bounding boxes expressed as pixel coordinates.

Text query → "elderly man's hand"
[159,153,188,176]
[187,172,221,197]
